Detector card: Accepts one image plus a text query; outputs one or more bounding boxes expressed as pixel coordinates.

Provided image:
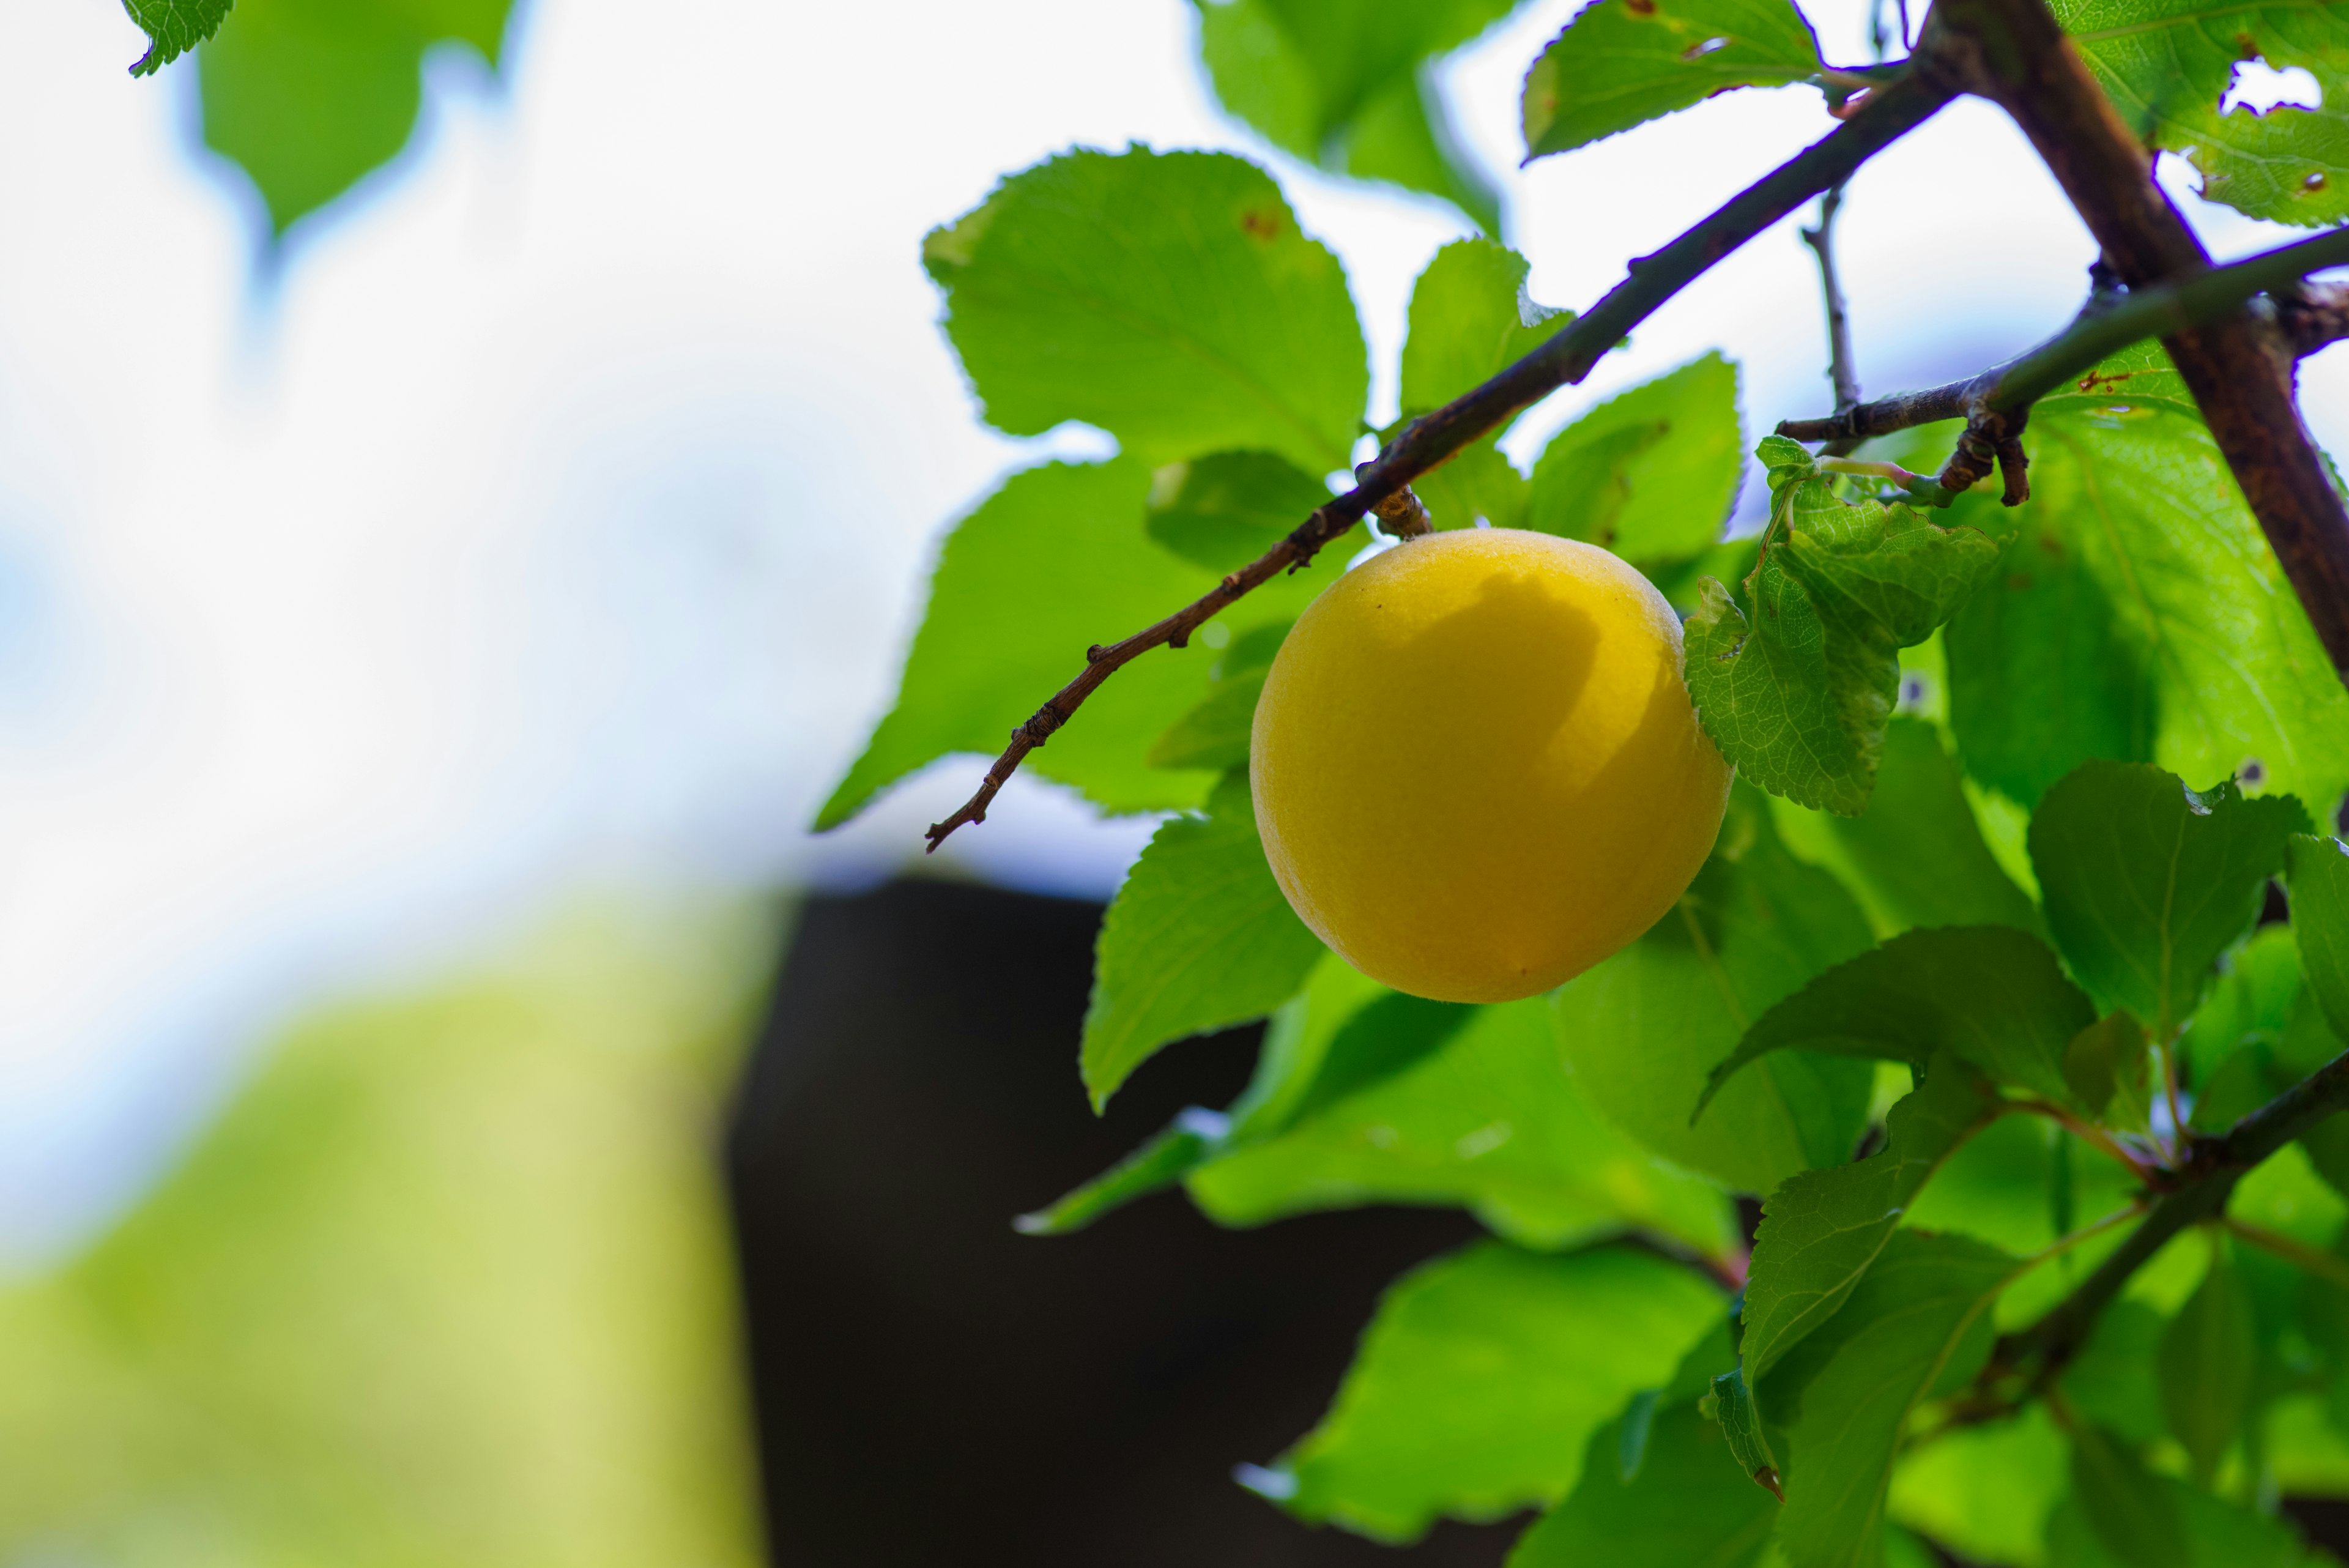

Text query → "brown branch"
[1970,1046,2349,1405]
[920,67,1958,850]
[1777,226,2349,502]
[1925,0,2349,677]
[1800,184,1864,454]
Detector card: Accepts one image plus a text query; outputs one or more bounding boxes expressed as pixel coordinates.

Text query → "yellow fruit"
[1250,527,1730,1003]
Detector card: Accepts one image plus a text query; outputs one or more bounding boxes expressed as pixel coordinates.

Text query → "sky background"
[0,0,2339,1263]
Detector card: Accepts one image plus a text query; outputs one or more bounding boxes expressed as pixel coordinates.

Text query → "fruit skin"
[1250,527,1730,1004]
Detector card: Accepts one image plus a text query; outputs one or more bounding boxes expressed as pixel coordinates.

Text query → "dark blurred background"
[729,879,1519,1566]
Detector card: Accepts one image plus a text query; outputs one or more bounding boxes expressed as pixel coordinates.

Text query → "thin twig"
[1926,0,2349,677]
[1965,1046,2349,1409]
[2002,1097,2158,1180]
[1776,226,2349,503]
[1800,184,1864,454]
[919,68,1958,850]
[2228,1217,2349,1295]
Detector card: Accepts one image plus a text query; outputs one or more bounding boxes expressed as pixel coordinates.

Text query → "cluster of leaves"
[122,0,515,231]
[815,0,2349,1562]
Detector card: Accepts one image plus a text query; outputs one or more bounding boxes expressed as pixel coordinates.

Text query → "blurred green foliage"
[0,904,771,1567]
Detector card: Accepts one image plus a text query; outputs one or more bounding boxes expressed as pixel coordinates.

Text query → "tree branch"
[1926,0,2349,677]
[920,68,1958,850]
[1778,229,2349,501]
[1978,1046,2349,1399]
[1801,184,1864,454]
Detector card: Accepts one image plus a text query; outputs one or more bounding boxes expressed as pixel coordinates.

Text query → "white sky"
[0,0,2340,1261]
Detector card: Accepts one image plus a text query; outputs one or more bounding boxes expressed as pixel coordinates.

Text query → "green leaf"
[2159,1234,2258,1483]
[1146,672,1266,773]
[2028,759,2309,1033]
[1520,0,1823,160]
[1191,0,1518,231]
[924,147,1368,473]
[1937,406,2349,811]
[817,461,1320,828]
[1899,1109,2144,1258]
[1527,353,1745,567]
[2060,1299,2169,1446]
[1261,1241,1723,1542]
[1554,786,1877,1195]
[2035,340,2202,423]
[198,0,513,232]
[1081,772,1327,1108]
[1011,1108,1232,1235]
[1886,1403,2070,1568]
[2048,1477,2309,1568]
[1740,1057,1998,1383]
[1699,926,2098,1115]
[1769,716,2047,942]
[2291,834,2349,1042]
[2183,924,2303,1086]
[122,0,231,75]
[1190,997,1739,1255]
[1685,476,2006,816]
[1401,239,1570,416]
[2066,1008,2153,1123]
[1144,450,1332,573]
[1706,1366,1783,1496]
[1762,1231,2019,1568]
[2057,0,2349,227]
[2066,1421,2191,1568]
[1389,239,1567,532]
[1507,1403,1779,1567]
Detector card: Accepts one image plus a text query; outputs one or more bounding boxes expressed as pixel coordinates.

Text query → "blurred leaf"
[1145,450,1331,573]
[1412,439,1535,530]
[924,146,1367,473]
[2182,924,2304,1086]
[2066,1008,2151,1123]
[1764,1231,2018,1568]
[1520,0,1822,160]
[1740,1057,1998,1382]
[1260,1241,1723,1542]
[198,0,513,232]
[2291,834,2349,1042]
[1527,353,1745,566]
[122,0,230,75]
[820,462,1212,826]
[2058,0,2349,227]
[1699,926,2096,1115]
[1899,1110,2142,1259]
[1554,786,1877,1195]
[2068,1421,2191,1568]
[0,908,766,1567]
[1936,406,2349,811]
[2028,760,2308,1031]
[1886,1403,2069,1568]
[1082,773,1327,1109]
[2159,1235,2258,1483]
[1685,464,2007,815]
[2047,1479,2309,1568]
[1507,1403,1778,1567]
[1148,672,1266,771]
[1770,716,2047,941]
[1192,0,1520,231]
[1189,996,1738,1255]
[1401,239,1569,415]
[2061,1299,2169,1446]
